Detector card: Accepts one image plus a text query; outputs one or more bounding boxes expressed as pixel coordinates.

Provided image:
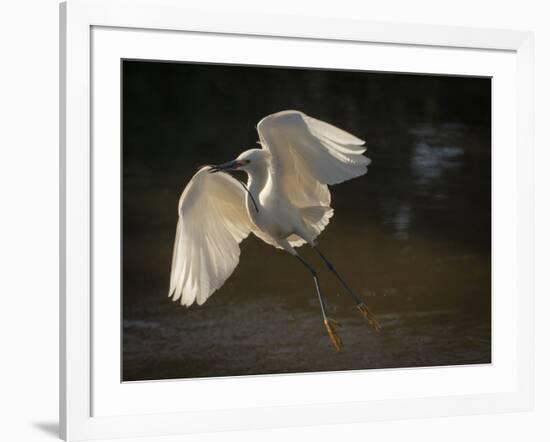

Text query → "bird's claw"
[324,318,343,351]
[356,303,382,332]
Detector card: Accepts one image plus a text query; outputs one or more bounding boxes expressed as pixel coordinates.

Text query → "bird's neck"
[245,164,270,210]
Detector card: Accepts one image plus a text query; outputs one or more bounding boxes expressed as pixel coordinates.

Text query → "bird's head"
[208,149,269,174]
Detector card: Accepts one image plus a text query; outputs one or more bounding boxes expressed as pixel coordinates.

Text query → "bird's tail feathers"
[300,205,334,240]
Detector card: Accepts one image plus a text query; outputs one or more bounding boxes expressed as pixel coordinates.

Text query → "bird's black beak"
[208,160,243,173]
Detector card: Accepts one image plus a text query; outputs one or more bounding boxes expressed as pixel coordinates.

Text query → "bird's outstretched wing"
[169,167,252,306]
[257,110,370,208]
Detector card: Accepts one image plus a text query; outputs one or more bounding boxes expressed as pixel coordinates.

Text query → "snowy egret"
[169,110,380,350]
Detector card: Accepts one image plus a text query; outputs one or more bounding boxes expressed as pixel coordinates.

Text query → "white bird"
[169,110,380,350]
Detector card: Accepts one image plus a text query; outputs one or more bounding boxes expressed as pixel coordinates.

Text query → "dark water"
[122,61,491,381]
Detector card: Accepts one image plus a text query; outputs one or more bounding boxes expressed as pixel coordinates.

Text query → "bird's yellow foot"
[356,303,382,332]
[324,318,343,351]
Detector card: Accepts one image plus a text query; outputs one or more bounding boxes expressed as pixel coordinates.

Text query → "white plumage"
[168,169,253,306]
[169,110,370,308]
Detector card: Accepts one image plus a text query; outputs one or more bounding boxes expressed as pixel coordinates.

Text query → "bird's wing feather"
[169,167,252,306]
[257,110,370,209]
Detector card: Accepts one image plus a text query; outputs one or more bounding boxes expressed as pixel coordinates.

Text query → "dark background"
[122,60,491,381]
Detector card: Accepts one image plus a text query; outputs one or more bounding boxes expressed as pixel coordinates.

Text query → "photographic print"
[122,60,491,381]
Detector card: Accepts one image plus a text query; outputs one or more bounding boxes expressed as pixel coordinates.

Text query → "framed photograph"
[60,0,534,440]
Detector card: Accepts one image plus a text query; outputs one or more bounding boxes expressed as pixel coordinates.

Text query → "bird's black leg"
[295,254,343,351]
[313,247,381,332]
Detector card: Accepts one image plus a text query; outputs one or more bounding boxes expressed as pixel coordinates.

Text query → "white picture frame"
[60,0,534,440]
